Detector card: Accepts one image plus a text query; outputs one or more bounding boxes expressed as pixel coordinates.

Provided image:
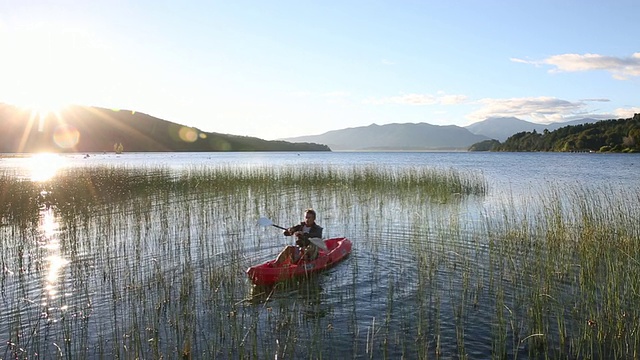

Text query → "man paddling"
[273,209,323,266]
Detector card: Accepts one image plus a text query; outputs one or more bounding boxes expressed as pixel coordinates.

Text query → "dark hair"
[305,208,316,219]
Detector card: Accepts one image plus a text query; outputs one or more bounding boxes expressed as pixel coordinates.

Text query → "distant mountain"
[282,123,489,150]
[546,118,600,130]
[0,103,329,153]
[465,117,599,141]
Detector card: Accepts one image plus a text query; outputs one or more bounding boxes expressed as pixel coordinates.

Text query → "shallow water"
[1,151,639,358]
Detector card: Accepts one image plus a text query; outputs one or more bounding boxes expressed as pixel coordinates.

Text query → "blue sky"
[1,0,639,140]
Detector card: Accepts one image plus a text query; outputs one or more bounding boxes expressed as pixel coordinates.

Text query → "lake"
[4,150,638,190]
[1,151,639,359]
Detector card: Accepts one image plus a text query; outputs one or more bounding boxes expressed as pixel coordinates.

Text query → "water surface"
[1,151,639,358]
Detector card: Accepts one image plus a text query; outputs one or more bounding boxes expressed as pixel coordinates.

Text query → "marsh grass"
[1,163,638,358]
[480,184,640,359]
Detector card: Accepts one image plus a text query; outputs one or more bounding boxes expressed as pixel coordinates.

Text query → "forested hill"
[469,114,640,153]
[0,104,330,153]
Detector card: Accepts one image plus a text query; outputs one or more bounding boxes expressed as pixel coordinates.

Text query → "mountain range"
[283,123,489,151]
[1,101,603,152]
[282,117,599,150]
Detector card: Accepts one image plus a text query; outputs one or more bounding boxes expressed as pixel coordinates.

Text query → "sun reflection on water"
[28,153,67,182]
[39,208,69,300]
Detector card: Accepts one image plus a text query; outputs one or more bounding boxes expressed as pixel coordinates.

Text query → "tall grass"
[0,164,484,359]
[481,184,640,358]
[1,163,638,358]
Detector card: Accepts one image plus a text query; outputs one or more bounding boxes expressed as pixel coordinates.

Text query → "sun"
[0,23,107,117]
[1,29,74,114]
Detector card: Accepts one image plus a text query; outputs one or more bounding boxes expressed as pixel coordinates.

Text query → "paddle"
[257,217,328,251]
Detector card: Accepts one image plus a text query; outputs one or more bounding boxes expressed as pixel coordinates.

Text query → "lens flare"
[53,124,80,149]
[178,127,199,143]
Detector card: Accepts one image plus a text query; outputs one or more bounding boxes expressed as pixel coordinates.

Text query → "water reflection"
[248,275,331,319]
[39,208,69,303]
[28,153,67,182]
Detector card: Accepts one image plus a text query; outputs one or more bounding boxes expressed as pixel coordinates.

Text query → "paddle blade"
[258,217,287,230]
[308,237,328,251]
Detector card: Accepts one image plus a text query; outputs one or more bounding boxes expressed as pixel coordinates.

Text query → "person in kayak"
[273,209,323,266]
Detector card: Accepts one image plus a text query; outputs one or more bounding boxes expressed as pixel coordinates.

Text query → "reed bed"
[483,185,640,359]
[1,163,638,359]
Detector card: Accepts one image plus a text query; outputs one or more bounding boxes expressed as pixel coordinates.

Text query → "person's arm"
[284,224,302,236]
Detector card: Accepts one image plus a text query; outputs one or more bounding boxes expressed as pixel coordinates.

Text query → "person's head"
[304,208,316,226]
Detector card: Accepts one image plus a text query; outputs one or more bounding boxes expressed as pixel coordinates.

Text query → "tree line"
[469,114,640,153]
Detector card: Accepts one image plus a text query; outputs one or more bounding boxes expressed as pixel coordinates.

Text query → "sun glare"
[28,153,67,182]
[39,208,69,298]
[18,102,70,123]
[1,24,106,119]
[18,98,67,111]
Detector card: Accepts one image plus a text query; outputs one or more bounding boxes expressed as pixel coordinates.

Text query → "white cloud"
[468,97,640,123]
[439,94,468,105]
[550,106,640,123]
[512,53,640,80]
[613,107,640,118]
[364,92,468,106]
[579,98,610,102]
[468,96,586,123]
[509,57,533,65]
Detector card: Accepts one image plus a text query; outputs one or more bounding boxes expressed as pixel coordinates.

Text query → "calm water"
[1,151,639,358]
[4,150,639,189]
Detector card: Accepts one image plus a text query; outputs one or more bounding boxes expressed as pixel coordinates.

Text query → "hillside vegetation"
[470,114,640,153]
[0,104,330,153]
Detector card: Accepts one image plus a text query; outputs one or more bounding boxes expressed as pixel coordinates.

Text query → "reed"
[481,184,640,359]
[1,163,638,358]
[0,164,487,221]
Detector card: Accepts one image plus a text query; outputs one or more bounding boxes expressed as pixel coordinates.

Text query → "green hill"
[469,114,640,153]
[0,104,330,153]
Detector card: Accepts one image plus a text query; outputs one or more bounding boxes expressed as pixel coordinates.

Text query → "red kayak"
[246,237,352,286]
